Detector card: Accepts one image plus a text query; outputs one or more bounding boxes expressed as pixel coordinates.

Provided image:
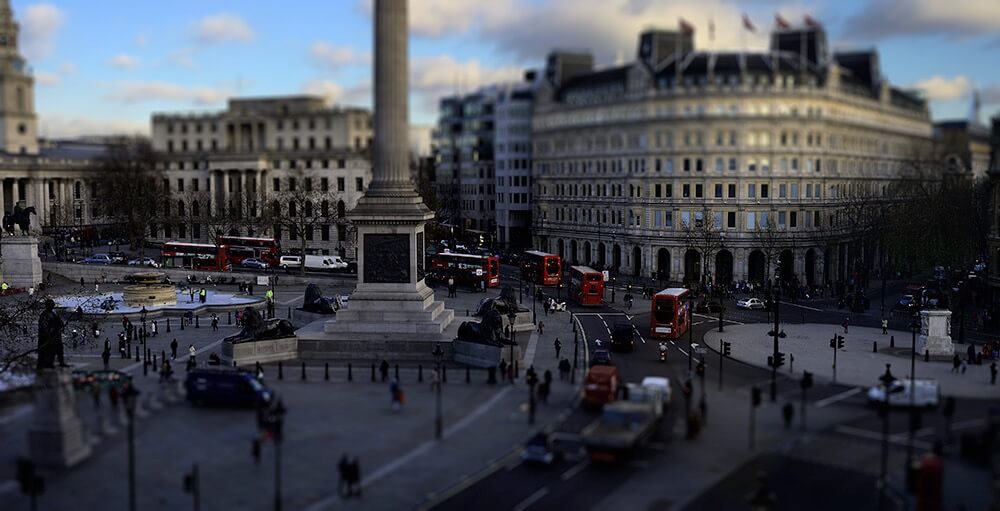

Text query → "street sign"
[256,276,269,286]
[602,270,610,282]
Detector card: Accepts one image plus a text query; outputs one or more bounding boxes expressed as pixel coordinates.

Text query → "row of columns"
[2,177,80,227]
[213,168,267,217]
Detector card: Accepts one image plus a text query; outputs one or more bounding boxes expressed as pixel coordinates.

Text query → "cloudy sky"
[15,0,1000,138]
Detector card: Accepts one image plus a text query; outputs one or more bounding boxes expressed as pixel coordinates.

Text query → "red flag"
[804,15,821,28]
[775,14,790,29]
[742,14,756,32]
[679,18,694,34]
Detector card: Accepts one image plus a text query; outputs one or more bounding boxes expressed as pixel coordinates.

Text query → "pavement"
[705,323,1000,399]
[0,277,585,511]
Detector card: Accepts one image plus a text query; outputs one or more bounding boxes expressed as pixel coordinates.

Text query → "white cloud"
[309,42,368,70]
[980,84,1000,105]
[109,53,140,70]
[39,113,147,139]
[356,0,514,38]
[106,81,231,106]
[193,14,254,45]
[845,0,1000,40]
[912,75,972,101]
[21,4,66,60]
[135,34,147,47]
[302,79,369,105]
[35,71,60,86]
[168,48,197,70]
[59,61,77,75]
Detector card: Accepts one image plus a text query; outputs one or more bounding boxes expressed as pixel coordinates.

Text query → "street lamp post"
[768,288,785,402]
[140,306,148,345]
[122,384,140,511]
[687,292,694,372]
[432,344,444,440]
[507,311,517,376]
[906,319,920,486]
[718,232,726,333]
[271,400,287,511]
[877,364,896,511]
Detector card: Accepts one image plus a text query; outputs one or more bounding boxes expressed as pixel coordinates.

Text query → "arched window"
[74,181,81,199]
[192,201,200,216]
[272,200,280,216]
[337,200,346,219]
[177,200,185,216]
[321,200,330,217]
[289,202,297,217]
[16,87,24,112]
[305,200,313,217]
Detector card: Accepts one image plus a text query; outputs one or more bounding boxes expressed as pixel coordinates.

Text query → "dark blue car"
[185,368,272,407]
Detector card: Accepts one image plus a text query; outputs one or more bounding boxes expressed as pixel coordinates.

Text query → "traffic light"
[775,352,785,368]
[837,336,845,349]
[801,371,813,390]
[722,341,732,357]
[751,386,762,407]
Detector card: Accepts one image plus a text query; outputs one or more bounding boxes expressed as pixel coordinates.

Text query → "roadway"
[433,270,998,510]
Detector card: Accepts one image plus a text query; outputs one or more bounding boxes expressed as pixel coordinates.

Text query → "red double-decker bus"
[522,250,561,286]
[161,242,231,271]
[569,265,604,306]
[430,252,500,288]
[217,236,280,266]
[649,288,691,340]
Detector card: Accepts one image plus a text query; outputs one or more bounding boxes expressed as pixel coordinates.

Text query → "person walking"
[389,379,403,411]
[199,288,207,304]
[170,338,179,360]
[118,337,127,359]
[255,361,264,381]
[447,277,455,298]
[101,346,111,370]
[349,457,362,497]
[499,359,507,382]
[881,318,888,335]
[188,344,197,365]
[543,369,553,395]
[538,380,550,405]
[379,359,389,383]
[990,361,997,385]
[211,314,219,332]
[952,353,961,373]
[537,320,545,335]
[558,358,571,381]
[338,454,350,497]
[189,288,195,303]
[842,317,850,334]
[151,320,158,337]
[554,338,562,359]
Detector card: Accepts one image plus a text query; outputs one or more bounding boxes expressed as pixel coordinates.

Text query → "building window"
[728,158,737,171]
[778,184,786,198]
[746,212,755,230]
[714,184,723,198]
[748,184,756,198]
[273,178,280,192]
[321,225,330,241]
[683,158,691,172]
[728,184,736,198]
[790,211,798,228]
[355,177,363,192]
[790,183,798,198]
[727,211,736,228]
[337,177,345,192]
[715,158,724,172]
[695,184,703,198]
[683,184,691,198]
[761,184,769,198]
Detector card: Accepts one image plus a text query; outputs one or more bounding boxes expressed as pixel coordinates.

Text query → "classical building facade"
[987,116,1000,306]
[531,26,935,286]
[149,96,374,256]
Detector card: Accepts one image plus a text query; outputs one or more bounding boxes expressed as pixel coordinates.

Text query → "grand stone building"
[149,96,374,256]
[0,0,105,235]
[531,26,936,286]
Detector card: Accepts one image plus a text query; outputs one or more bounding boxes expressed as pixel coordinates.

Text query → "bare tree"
[268,170,348,274]
[752,214,786,283]
[680,208,724,285]
[95,138,162,252]
[0,294,108,376]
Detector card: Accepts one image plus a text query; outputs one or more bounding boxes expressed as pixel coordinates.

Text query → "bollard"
[418,365,423,382]
[233,361,237,367]
[135,346,140,362]
[288,307,292,319]
[180,318,184,331]
[301,362,306,380]
[153,355,158,372]
[324,362,329,381]
[195,316,200,328]
[161,350,166,363]
[890,335,895,348]
[514,360,519,378]
[371,363,375,382]
[166,318,171,332]
[873,341,877,353]
[466,309,470,317]
[143,359,148,376]
[146,348,151,362]
[466,366,471,383]
[395,364,400,381]
[924,350,930,362]
[348,363,353,381]
[228,312,232,325]
[488,366,497,385]
[278,361,283,380]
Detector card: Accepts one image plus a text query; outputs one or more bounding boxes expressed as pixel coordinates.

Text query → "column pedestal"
[0,236,42,288]
[28,370,92,468]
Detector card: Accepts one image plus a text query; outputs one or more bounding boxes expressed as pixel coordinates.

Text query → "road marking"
[835,425,931,450]
[780,302,823,312]
[505,458,524,471]
[512,487,550,511]
[814,388,862,408]
[560,460,590,481]
[573,314,590,369]
[277,295,300,305]
[950,418,986,431]
[0,404,32,425]
[304,387,513,511]
[633,326,646,344]
[676,348,688,357]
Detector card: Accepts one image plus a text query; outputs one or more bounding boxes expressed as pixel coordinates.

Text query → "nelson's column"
[298,0,455,359]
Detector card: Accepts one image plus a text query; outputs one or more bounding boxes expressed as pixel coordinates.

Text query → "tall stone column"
[371,0,411,191]
[11,177,20,209]
[0,178,6,216]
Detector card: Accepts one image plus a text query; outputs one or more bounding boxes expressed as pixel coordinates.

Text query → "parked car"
[109,252,128,264]
[867,378,940,408]
[521,432,557,464]
[185,368,273,407]
[279,255,302,269]
[697,300,723,313]
[610,322,635,352]
[81,253,113,265]
[127,257,160,268]
[241,258,269,270]
[736,297,765,310]
[896,294,917,312]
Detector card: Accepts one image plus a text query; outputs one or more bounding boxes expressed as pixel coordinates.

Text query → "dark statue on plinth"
[223,307,296,344]
[302,283,340,314]
[474,285,526,317]
[37,298,67,371]
[2,204,37,236]
[456,308,505,346]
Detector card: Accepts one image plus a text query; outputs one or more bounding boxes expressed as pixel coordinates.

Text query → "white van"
[303,255,348,271]
[279,255,302,269]
[867,378,940,408]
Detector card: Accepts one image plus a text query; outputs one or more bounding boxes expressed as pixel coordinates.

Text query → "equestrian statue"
[2,203,36,236]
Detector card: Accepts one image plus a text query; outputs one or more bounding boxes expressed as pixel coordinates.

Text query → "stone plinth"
[28,370,91,468]
[222,336,299,366]
[0,236,42,289]
[918,309,955,357]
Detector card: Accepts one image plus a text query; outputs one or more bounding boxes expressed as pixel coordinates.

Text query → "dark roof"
[38,140,110,160]
[558,65,629,99]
